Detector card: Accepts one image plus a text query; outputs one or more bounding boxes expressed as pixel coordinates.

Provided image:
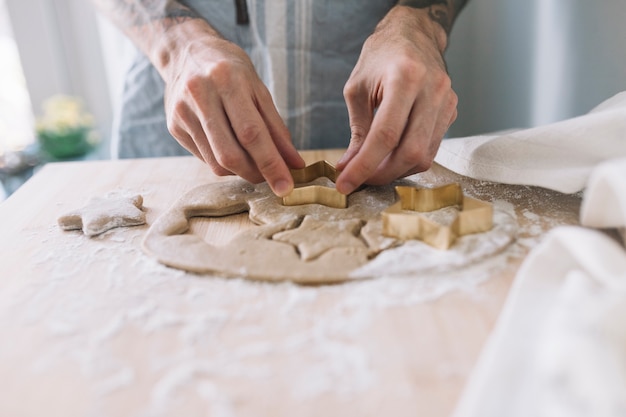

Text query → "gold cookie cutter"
[382,183,493,250]
[282,160,347,209]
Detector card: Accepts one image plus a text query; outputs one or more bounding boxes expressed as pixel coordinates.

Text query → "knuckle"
[403,58,424,76]
[166,120,182,138]
[396,59,426,84]
[448,91,459,112]
[185,74,208,96]
[209,164,231,177]
[214,150,240,171]
[407,154,430,173]
[449,108,459,125]
[401,161,431,178]
[416,159,433,173]
[206,59,233,83]
[256,155,283,175]
[237,123,264,148]
[167,122,193,146]
[343,81,360,101]
[169,100,188,121]
[402,147,433,173]
[433,72,453,93]
[375,126,402,151]
[187,60,237,96]
[349,124,368,144]
[403,146,426,163]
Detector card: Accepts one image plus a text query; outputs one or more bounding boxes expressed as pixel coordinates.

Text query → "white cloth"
[436,92,626,194]
[454,157,626,417]
[453,226,626,417]
[581,157,626,242]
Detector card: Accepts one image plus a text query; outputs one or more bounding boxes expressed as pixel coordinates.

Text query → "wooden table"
[0,150,581,417]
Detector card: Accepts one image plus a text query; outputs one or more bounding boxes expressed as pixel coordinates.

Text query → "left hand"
[335,6,458,195]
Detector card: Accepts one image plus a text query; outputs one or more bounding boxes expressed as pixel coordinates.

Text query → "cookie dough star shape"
[273,216,366,261]
[58,193,146,237]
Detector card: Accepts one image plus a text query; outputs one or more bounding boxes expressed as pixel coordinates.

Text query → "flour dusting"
[0,173,582,416]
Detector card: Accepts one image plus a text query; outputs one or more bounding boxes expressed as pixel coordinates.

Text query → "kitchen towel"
[580,157,626,243]
[452,226,626,417]
[453,156,626,417]
[435,91,626,194]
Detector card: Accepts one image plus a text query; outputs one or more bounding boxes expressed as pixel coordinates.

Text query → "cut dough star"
[58,193,146,237]
[272,215,366,261]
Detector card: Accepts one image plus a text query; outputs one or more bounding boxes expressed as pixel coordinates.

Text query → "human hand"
[161,21,305,196]
[335,6,458,195]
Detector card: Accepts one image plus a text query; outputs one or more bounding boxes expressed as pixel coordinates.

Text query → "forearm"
[91,0,222,77]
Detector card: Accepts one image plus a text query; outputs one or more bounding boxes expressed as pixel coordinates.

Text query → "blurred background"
[446,0,626,136]
[1,0,626,197]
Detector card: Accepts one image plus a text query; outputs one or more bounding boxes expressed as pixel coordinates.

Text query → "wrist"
[148,18,223,80]
[377,6,449,53]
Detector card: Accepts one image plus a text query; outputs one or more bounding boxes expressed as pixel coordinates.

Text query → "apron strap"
[234,0,249,25]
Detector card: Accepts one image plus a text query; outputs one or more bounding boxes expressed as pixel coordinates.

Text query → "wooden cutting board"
[0,150,582,417]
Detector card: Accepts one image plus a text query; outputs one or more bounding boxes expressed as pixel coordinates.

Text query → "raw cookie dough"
[142,178,518,284]
[273,217,367,261]
[58,193,146,237]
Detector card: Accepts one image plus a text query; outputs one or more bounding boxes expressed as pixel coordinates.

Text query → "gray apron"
[113,0,396,158]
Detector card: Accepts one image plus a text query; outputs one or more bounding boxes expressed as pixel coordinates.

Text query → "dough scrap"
[142,178,517,284]
[58,193,146,237]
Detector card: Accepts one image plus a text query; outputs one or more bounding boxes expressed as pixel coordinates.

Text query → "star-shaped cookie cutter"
[382,183,493,250]
[282,160,347,209]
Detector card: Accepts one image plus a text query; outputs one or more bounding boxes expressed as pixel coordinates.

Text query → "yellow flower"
[36,95,94,134]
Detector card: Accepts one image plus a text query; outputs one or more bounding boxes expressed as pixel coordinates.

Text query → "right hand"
[160,22,305,197]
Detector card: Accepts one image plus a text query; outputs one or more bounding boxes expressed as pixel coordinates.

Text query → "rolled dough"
[142,178,517,284]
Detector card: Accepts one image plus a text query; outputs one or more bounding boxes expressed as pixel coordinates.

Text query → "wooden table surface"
[0,150,582,417]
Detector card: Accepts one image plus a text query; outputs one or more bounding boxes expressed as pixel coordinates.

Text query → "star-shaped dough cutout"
[58,193,146,237]
[272,216,366,261]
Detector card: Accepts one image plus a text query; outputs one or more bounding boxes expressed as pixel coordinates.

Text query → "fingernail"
[273,179,292,197]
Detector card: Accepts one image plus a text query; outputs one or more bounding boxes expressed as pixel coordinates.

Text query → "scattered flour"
[2,219,517,415]
[1,175,582,416]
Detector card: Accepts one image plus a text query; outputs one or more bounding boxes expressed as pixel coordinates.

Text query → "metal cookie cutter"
[382,183,493,250]
[282,160,347,209]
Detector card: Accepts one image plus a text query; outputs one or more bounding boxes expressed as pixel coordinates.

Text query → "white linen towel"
[453,156,626,417]
[435,92,626,193]
[580,157,626,242]
[452,226,626,417]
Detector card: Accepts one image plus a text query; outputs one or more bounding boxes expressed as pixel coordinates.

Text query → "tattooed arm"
[92,1,205,57]
[336,1,469,194]
[399,0,469,36]
[92,0,304,196]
